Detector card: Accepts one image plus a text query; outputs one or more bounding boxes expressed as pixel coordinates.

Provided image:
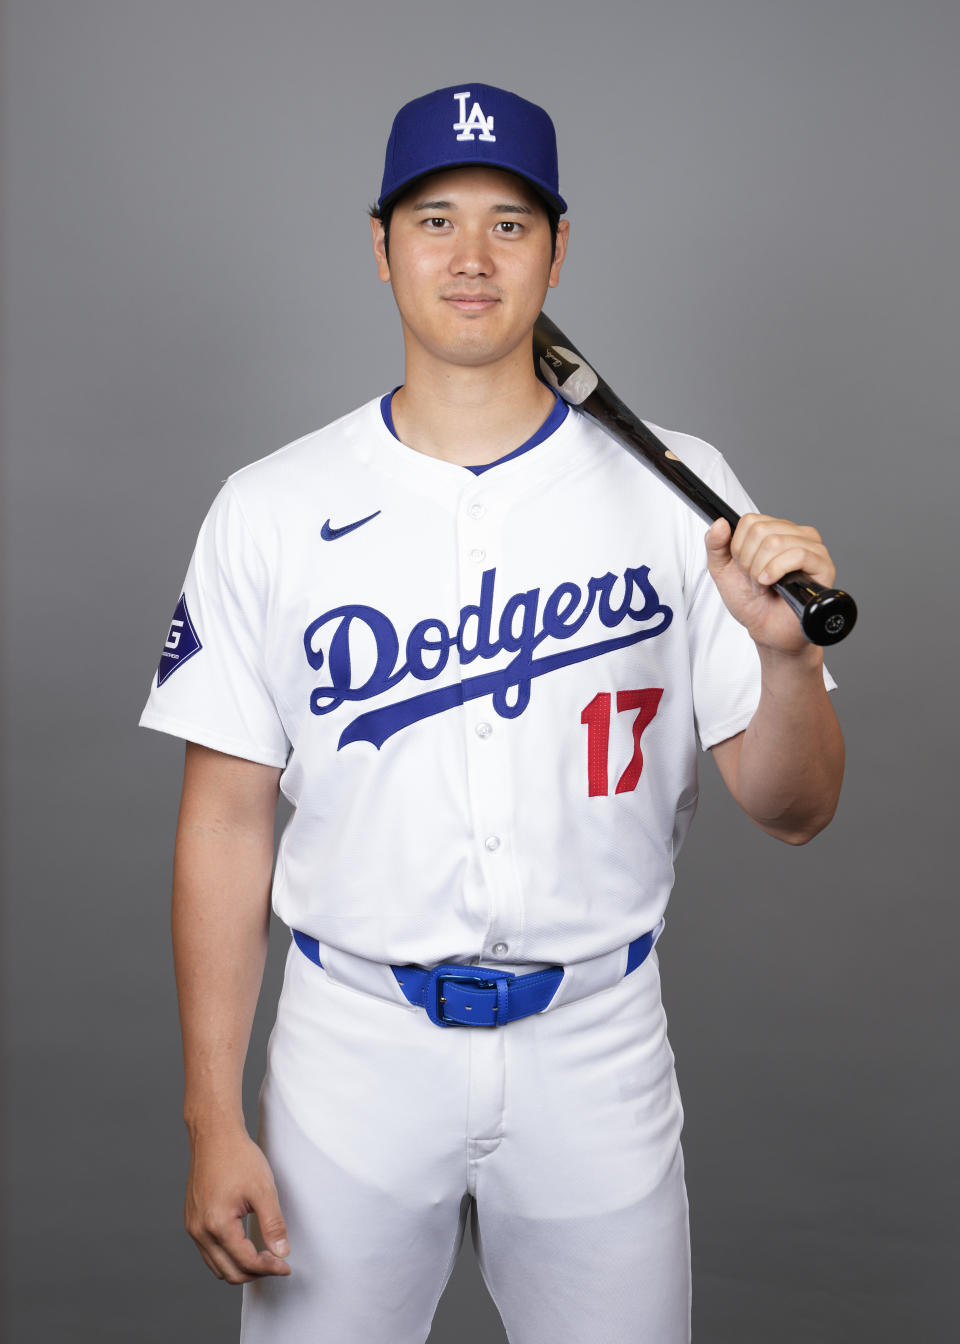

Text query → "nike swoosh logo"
[321,510,382,541]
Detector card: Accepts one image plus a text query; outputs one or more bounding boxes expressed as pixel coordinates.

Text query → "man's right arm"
[172,740,291,1284]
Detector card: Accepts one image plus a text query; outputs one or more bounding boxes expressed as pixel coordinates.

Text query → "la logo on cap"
[453,90,496,142]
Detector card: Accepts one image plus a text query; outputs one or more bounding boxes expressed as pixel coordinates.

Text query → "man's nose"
[450,229,493,277]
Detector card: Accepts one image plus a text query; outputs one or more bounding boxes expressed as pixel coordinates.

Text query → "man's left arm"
[706,513,845,845]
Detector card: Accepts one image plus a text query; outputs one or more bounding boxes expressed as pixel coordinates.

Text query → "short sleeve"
[138,480,291,766]
[677,444,837,752]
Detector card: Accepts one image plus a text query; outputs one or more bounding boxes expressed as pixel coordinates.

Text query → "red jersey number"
[580,689,664,797]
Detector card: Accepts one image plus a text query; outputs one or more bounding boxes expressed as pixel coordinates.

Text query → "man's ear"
[548,219,570,289]
[371,216,391,282]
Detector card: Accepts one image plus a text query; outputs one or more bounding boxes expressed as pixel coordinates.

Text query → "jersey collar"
[379,385,569,475]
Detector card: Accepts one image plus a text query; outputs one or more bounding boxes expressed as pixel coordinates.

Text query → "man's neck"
[389,345,557,468]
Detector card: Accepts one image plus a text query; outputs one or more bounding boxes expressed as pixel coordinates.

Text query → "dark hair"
[369,195,560,263]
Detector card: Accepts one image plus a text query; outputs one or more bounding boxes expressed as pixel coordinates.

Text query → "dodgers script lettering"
[303,565,673,750]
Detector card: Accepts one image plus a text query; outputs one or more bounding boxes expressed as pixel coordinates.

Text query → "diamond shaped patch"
[156,593,202,686]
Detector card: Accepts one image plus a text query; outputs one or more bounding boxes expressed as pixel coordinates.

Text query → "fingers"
[188,1212,292,1285]
[197,1244,226,1280]
[222,1207,292,1283]
[729,513,835,589]
[187,1191,291,1286]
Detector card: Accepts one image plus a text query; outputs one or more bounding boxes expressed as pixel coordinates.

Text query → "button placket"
[462,492,491,570]
[457,485,518,962]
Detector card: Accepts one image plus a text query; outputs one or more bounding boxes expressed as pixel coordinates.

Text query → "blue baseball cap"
[377,83,567,214]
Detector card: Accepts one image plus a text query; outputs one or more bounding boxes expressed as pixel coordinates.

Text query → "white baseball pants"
[240,939,691,1343]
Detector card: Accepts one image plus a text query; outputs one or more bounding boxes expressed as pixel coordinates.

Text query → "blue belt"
[292,928,657,1028]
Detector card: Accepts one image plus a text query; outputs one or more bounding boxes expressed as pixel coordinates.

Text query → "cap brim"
[379,162,566,215]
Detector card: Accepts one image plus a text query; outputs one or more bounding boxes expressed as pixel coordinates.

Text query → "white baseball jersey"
[140,393,832,970]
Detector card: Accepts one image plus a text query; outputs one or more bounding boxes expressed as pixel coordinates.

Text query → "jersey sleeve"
[138,479,291,767]
[677,443,837,752]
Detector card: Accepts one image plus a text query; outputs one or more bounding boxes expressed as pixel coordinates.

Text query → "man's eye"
[496,221,521,234]
[425,217,448,228]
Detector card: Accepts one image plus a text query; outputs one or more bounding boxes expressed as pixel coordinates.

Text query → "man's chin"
[442,325,532,368]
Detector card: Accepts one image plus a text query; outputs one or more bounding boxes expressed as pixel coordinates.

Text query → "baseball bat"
[532,311,857,646]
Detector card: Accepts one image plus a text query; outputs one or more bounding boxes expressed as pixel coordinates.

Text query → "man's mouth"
[443,293,500,311]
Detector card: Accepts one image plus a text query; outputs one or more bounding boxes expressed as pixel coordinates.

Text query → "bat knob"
[800,589,858,646]
[774,572,858,645]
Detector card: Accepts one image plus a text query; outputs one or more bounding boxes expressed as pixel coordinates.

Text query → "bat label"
[538,345,599,405]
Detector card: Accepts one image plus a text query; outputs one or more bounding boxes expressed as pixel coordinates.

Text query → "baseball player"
[140,84,844,1343]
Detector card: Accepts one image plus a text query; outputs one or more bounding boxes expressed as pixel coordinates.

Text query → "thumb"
[704,517,733,566]
[254,1192,290,1258]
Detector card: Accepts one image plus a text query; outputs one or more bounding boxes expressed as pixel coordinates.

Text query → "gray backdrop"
[2,1,957,1340]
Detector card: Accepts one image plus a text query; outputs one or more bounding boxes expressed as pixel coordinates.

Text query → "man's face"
[371,166,569,371]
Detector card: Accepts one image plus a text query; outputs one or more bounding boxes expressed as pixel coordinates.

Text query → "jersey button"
[484,835,501,852]
[468,503,486,519]
[492,942,509,957]
[475,721,492,739]
[469,548,486,564]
